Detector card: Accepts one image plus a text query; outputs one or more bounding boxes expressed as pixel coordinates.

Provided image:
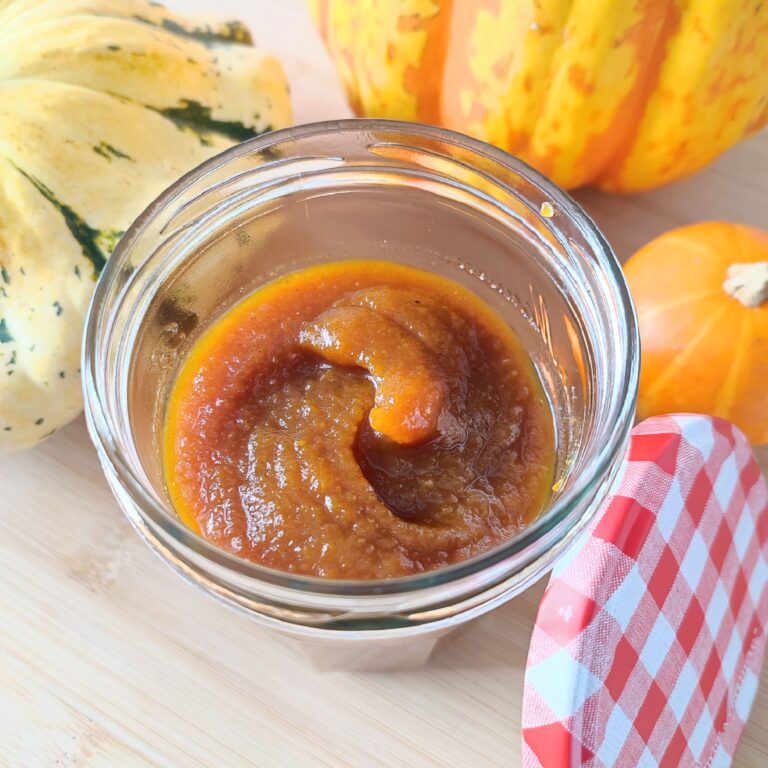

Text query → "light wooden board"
[1,2,767,765]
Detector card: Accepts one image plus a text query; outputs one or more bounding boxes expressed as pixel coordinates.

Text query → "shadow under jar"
[83,120,639,670]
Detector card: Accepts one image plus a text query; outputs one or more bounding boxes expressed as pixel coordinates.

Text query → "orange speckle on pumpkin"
[403,65,419,97]
[692,16,710,43]
[523,74,533,93]
[567,65,595,96]
[397,14,422,33]
[493,56,513,80]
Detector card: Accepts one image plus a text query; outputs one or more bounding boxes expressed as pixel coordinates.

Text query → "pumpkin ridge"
[446,0,573,167]
[641,302,730,403]
[520,0,573,161]
[413,0,452,124]
[714,308,752,417]
[607,1,768,191]
[525,0,580,174]
[593,0,682,188]
[637,288,721,323]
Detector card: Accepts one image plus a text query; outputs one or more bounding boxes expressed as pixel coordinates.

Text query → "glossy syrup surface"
[164,260,555,579]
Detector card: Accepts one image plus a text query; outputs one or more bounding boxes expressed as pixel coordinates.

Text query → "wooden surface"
[1,2,767,766]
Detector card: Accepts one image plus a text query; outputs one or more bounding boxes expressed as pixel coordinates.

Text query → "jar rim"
[82,118,639,599]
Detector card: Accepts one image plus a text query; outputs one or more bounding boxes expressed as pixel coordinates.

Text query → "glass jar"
[83,120,639,670]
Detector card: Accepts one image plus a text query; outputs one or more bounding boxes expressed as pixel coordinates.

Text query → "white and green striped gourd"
[0,0,291,451]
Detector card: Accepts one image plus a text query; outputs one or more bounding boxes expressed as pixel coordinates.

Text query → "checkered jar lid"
[523,415,768,768]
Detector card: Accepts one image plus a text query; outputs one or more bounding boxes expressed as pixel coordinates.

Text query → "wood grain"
[1,2,766,765]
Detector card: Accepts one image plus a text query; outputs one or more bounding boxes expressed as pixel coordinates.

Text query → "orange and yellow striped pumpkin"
[309,0,768,192]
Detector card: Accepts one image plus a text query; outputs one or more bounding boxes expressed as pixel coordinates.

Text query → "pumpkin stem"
[723,262,768,308]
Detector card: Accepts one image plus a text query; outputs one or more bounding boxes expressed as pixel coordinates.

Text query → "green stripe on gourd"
[0,0,291,453]
[141,17,254,47]
[159,100,265,143]
[15,166,110,277]
[93,142,133,161]
[0,319,13,344]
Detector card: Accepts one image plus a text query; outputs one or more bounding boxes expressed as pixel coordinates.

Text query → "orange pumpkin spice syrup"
[164,261,555,579]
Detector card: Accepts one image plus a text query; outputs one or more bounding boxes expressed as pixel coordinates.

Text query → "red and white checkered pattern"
[522,415,768,768]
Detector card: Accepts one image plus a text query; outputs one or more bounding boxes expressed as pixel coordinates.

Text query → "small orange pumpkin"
[625,222,768,444]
